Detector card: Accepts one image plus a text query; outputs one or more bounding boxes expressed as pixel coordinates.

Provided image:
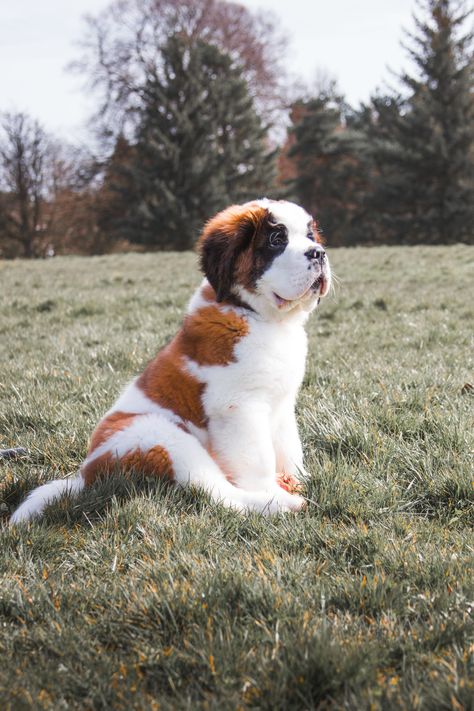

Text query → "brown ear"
[312,219,324,245]
[198,204,267,302]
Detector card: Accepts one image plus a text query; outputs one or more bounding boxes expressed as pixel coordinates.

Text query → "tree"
[282,85,372,245]
[71,0,287,143]
[0,114,102,258]
[0,112,51,257]
[45,147,110,256]
[367,0,474,244]
[94,134,137,248]
[117,35,275,249]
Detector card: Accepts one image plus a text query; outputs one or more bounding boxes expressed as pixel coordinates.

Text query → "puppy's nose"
[305,246,326,263]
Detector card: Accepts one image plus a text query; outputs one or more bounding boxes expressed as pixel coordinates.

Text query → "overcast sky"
[0,0,417,143]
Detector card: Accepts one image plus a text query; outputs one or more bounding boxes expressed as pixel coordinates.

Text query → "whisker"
[328,269,341,296]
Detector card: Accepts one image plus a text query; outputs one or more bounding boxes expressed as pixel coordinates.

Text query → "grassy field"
[0,245,473,710]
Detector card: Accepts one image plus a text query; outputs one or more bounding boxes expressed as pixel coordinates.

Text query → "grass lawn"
[0,245,473,710]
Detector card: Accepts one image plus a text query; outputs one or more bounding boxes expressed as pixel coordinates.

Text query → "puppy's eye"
[268,226,287,248]
[307,230,315,242]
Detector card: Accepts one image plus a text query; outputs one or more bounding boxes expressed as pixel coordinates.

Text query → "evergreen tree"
[95,134,137,248]
[121,36,274,249]
[368,0,474,244]
[285,88,371,245]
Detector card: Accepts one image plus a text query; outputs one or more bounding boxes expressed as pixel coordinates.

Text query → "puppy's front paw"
[277,489,306,512]
[276,471,304,494]
[237,488,305,515]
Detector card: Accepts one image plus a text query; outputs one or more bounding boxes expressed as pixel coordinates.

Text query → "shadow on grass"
[1,468,215,529]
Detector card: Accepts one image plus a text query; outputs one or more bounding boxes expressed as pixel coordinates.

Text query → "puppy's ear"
[198,204,267,302]
[311,219,324,245]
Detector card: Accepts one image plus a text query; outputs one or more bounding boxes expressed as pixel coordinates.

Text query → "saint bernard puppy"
[10,199,331,525]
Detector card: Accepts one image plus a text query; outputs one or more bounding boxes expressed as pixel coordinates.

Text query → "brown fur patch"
[181,306,249,366]
[81,445,173,486]
[233,220,281,293]
[121,445,173,478]
[198,203,268,302]
[137,303,248,421]
[81,452,115,486]
[312,219,323,244]
[234,247,256,290]
[137,338,207,428]
[200,203,267,242]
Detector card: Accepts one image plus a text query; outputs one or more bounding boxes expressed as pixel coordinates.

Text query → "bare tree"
[0,112,52,257]
[70,0,289,142]
[0,113,93,258]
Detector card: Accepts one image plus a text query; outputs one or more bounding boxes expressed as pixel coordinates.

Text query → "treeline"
[0,0,472,257]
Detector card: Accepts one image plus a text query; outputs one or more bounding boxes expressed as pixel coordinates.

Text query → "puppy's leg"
[208,404,306,511]
[82,412,299,515]
[273,399,308,482]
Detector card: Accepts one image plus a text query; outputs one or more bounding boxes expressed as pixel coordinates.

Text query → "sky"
[0,0,417,144]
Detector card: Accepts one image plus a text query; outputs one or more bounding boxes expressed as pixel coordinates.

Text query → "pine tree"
[95,134,136,248]
[284,88,371,245]
[121,36,274,249]
[368,0,474,244]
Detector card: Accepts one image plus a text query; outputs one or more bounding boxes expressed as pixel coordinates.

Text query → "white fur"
[10,475,84,525]
[187,280,211,314]
[106,379,182,424]
[184,303,308,492]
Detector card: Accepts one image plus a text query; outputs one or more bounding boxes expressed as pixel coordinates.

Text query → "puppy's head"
[199,199,331,317]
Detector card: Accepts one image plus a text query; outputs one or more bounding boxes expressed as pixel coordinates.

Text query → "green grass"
[0,246,473,710]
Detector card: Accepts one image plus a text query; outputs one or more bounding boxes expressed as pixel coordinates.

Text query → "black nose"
[305,246,326,263]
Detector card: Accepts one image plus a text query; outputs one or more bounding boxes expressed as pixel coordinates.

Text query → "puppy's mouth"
[273,276,326,308]
[273,293,293,308]
[310,275,325,293]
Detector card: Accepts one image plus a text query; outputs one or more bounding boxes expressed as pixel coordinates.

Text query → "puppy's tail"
[9,474,85,526]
